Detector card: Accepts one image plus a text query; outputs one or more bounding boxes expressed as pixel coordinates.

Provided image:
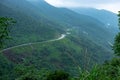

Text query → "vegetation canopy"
[113,11,120,56]
[0,17,15,49]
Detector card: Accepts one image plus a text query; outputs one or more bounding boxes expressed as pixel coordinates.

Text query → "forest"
[0,0,120,80]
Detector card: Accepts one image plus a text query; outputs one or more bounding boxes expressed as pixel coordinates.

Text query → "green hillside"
[27,0,116,51]
[0,0,115,51]
[0,0,116,79]
[71,8,118,34]
[1,34,112,78]
[0,2,65,48]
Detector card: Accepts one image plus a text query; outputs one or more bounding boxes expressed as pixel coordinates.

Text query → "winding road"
[0,34,66,53]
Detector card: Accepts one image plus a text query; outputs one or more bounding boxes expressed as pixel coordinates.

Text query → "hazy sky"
[45,0,120,13]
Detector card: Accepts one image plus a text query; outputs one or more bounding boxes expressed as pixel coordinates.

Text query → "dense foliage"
[46,70,69,80]
[0,17,15,49]
[113,11,120,56]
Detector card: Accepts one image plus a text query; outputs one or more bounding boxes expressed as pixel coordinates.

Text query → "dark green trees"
[113,11,120,56]
[46,70,69,80]
[0,17,15,49]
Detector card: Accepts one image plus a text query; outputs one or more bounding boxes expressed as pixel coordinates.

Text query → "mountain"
[71,8,119,34]
[0,0,114,53]
[0,0,65,47]
[27,1,117,50]
[0,0,116,79]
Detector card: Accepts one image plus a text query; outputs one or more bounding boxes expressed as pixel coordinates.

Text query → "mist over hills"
[0,0,118,79]
[71,8,118,33]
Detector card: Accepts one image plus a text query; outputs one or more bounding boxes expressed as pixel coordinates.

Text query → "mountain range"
[0,0,118,79]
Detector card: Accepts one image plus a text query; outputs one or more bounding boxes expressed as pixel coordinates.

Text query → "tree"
[46,70,69,80]
[113,11,120,56]
[0,17,15,49]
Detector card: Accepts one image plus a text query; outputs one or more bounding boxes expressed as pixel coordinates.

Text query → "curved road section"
[0,34,66,53]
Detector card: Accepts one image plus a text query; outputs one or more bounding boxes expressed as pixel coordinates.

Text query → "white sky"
[45,0,120,13]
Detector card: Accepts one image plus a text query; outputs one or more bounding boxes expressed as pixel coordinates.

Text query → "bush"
[46,70,70,80]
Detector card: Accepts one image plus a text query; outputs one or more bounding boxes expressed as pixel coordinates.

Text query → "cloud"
[45,0,120,13]
[45,0,120,5]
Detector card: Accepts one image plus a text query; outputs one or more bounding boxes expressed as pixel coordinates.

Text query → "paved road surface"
[0,34,66,52]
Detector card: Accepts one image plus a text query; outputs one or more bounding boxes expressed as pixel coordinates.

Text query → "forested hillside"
[71,8,118,34]
[0,0,118,79]
[0,1,64,47]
